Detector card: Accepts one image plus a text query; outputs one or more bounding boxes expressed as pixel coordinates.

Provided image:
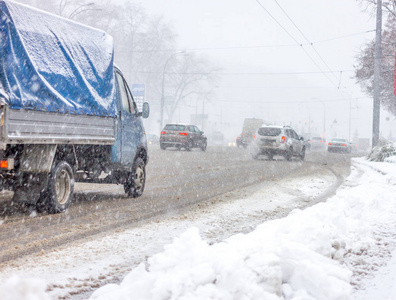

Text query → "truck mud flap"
[20,144,57,173]
[12,173,48,205]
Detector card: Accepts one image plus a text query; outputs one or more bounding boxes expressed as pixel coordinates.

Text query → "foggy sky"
[136,0,389,141]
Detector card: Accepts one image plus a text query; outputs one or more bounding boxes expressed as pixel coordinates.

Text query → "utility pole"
[372,0,382,147]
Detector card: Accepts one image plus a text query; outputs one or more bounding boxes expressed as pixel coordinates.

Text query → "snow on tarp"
[0,0,116,117]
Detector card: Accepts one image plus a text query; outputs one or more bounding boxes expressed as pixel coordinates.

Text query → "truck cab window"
[125,84,136,114]
[116,72,131,114]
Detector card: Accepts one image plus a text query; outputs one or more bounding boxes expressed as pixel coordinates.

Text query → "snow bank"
[367,141,396,162]
[89,159,396,299]
[0,276,50,300]
[1,156,395,299]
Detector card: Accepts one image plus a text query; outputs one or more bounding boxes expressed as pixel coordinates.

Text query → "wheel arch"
[54,145,78,172]
[135,145,148,165]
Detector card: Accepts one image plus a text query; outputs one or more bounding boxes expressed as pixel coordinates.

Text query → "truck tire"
[38,161,74,214]
[124,157,146,198]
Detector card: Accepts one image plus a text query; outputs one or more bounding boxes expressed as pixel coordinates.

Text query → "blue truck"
[0,1,150,213]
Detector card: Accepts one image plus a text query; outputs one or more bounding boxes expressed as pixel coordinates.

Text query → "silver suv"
[249,125,306,160]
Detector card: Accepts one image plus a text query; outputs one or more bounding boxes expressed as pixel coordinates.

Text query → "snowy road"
[0,147,352,298]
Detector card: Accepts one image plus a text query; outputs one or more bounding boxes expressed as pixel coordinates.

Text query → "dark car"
[327,137,352,153]
[160,124,207,151]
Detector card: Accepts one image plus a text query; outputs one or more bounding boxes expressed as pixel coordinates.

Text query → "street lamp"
[160,51,185,130]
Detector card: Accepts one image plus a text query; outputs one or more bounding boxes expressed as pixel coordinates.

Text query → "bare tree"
[163,53,220,124]
[354,16,396,116]
[357,0,396,16]
[355,0,396,116]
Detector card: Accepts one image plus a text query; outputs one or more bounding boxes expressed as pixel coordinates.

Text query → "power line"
[132,30,374,53]
[273,0,340,85]
[254,0,300,44]
[217,96,371,104]
[314,30,375,44]
[137,70,354,76]
[133,29,375,53]
[253,0,341,89]
[215,85,356,90]
[215,86,337,89]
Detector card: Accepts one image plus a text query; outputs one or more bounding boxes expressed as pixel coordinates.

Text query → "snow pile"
[367,141,396,162]
[385,156,396,163]
[1,156,395,299]
[89,159,396,299]
[91,226,351,300]
[0,276,50,300]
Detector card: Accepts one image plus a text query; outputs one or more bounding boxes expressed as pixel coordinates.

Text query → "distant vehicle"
[147,134,159,145]
[239,118,264,148]
[236,134,243,147]
[208,131,225,146]
[250,125,306,160]
[228,141,237,147]
[327,138,352,153]
[160,124,207,151]
[309,136,326,151]
[358,138,371,152]
[350,142,358,153]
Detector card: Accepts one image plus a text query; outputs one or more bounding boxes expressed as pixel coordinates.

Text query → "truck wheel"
[160,143,167,150]
[124,157,146,198]
[201,141,207,151]
[39,161,74,214]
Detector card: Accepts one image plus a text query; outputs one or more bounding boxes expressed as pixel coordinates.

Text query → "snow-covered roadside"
[0,156,395,299]
[86,157,396,300]
[0,166,337,299]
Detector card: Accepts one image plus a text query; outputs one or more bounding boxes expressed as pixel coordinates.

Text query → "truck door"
[115,71,142,165]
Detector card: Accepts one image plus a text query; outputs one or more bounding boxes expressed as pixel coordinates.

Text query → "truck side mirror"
[142,102,150,118]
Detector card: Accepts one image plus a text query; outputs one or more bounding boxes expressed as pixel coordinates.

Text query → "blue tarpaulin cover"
[0,0,117,117]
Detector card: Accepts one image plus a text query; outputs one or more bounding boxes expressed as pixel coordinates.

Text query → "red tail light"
[328,142,332,145]
[342,143,347,146]
[281,136,286,143]
[160,131,166,135]
[179,132,188,136]
[253,134,257,139]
